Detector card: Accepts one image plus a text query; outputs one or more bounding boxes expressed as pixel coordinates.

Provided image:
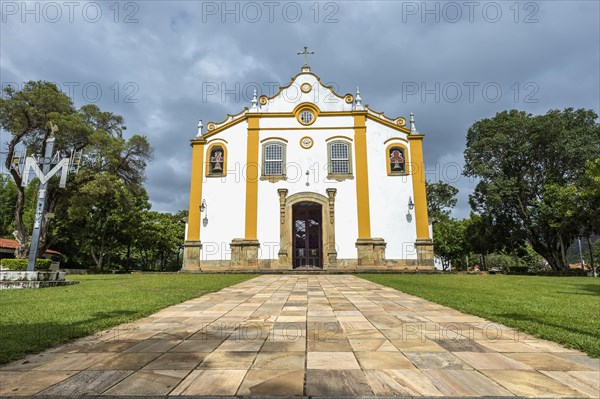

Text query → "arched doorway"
[292,202,323,268]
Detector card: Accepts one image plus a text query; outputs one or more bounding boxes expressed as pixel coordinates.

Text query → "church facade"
[182,64,434,272]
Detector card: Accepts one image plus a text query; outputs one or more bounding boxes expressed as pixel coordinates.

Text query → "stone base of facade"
[230,239,260,269]
[181,240,202,271]
[180,238,436,272]
[415,238,435,269]
[355,238,387,267]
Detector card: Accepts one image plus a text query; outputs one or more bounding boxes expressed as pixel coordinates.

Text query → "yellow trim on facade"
[206,138,229,144]
[353,112,372,239]
[260,126,353,131]
[244,116,260,239]
[260,136,288,143]
[205,142,228,177]
[367,114,411,134]
[201,116,248,139]
[408,134,430,239]
[293,103,320,126]
[187,140,206,241]
[326,135,353,142]
[300,136,314,149]
[385,142,410,176]
[383,136,408,144]
[203,111,409,140]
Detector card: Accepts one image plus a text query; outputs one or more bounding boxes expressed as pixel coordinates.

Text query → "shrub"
[0,258,52,271]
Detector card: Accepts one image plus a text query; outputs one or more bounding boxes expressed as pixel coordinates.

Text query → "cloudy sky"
[1,0,598,217]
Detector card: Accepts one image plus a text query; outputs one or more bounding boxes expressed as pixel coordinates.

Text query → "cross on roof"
[297,46,314,66]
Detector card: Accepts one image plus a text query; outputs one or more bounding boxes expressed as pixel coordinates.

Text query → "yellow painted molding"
[353,113,371,239]
[206,138,229,144]
[293,102,320,126]
[385,142,410,176]
[260,136,288,143]
[326,135,353,142]
[187,141,205,241]
[383,136,408,144]
[244,116,260,239]
[367,114,412,134]
[205,142,228,177]
[260,126,353,131]
[409,136,430,239]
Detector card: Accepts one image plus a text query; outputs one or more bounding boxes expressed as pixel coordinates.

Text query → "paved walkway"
[1,275,598,397]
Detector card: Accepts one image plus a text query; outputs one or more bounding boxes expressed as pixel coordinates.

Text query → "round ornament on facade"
[300,83,312,93]
[259,95,268,105]
[300,136,314,149]
[206,122,216,131]
[395,117,407,127]
[344,94,354,104]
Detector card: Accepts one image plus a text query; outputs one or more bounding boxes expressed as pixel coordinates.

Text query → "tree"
[65,173,147,270]
[426,181,459,223]
[0,175,18,237]
[464,108,600,271]
[432,219,468,271]
[0,81,152,258]
[135,211,186,271]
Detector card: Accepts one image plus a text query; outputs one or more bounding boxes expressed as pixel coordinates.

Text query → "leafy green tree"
[65,173,147,270]
[426,181,459,223]
[0,175,18,237]
[135,211,186,271]
[464,108,600,271]
[0,81,151,258]
[433,219,468,271]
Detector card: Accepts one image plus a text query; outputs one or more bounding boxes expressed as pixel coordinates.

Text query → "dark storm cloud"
[1,0,598,218]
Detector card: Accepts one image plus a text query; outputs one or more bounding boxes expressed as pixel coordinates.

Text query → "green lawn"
[0,274,257,364]
[359,274,600,358]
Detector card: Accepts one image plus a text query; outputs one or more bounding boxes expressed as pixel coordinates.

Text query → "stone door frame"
[278,189,337,269]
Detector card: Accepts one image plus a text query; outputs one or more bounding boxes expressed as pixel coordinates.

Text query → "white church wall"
[261,73,353,114]
[365,119,418,260]
[257,117,358,259]
[200,122,247,261]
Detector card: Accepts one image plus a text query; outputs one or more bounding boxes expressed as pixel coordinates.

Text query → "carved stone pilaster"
[278,188,288,224]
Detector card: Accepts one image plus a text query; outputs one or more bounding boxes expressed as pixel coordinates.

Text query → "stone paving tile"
[103,369,188,395]
[1,275,598,398]
[366,369,444,396]
[237,369,304,396]
[88,352,160,370]
[33,352,113,371]
[348,338,399,352]
[0,353,63,371]
[252,351,305,369]
[0,370,75,396]
[404,351,473,370]
[306,369,373,396]
[453,351,533,370]
[355,351,416,369]
[505,352,594,371]
[198,351,257,369]
[425,369,515,396]
[37,370,133,396]
[541,371,600,398]
[142,352,208,369]
[123,338,181,353]
[307,351,360,369]
[482,369,586,397]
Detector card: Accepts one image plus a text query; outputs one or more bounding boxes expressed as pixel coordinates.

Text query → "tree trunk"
[587,235,596,276]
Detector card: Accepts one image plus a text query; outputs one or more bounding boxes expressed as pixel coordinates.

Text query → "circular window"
[299,110,314,125]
